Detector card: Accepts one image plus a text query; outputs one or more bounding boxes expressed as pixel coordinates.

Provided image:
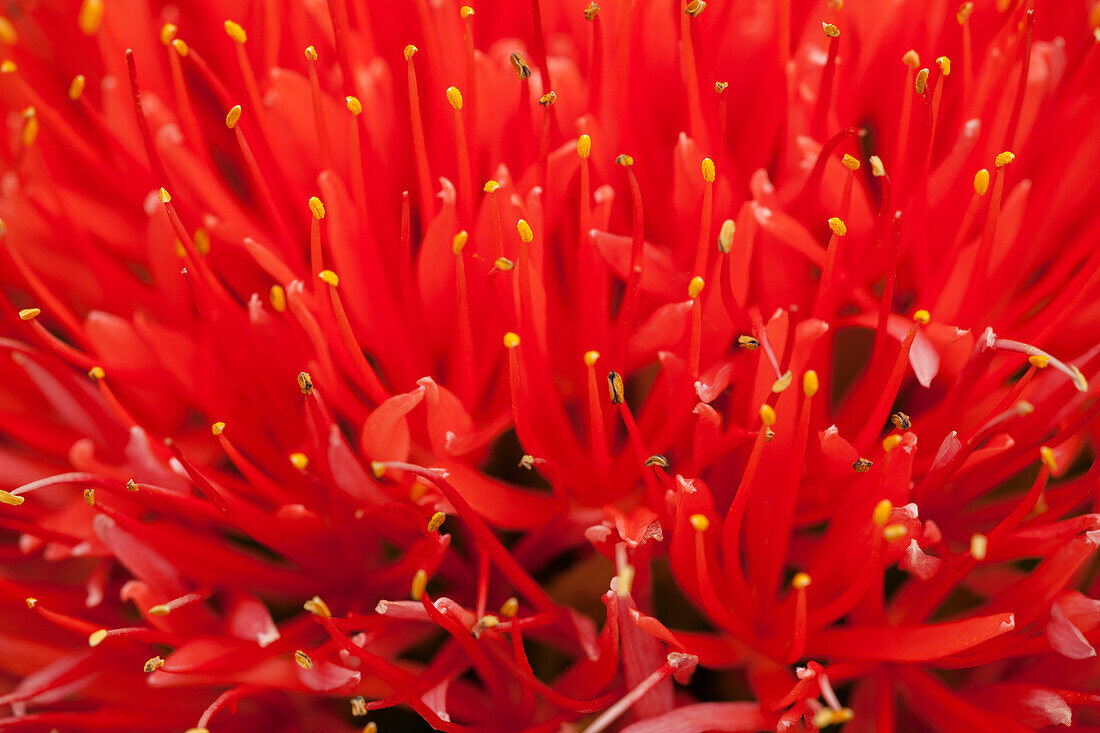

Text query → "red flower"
[1,0,1099,731]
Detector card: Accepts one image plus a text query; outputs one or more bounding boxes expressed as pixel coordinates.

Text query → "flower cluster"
[1,0,1099,731]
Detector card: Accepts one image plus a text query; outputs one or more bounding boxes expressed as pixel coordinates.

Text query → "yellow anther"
[873,499,893,526]
[0,490,24,506]
[685,0,706,17]
[224,20,247,44]
[915,67,930,94]
[538,90,557,106]
[583,2,600,21]
[172,39,189,58]
[701,157,716,183]
[446,86,463,110]
[298,371,313,394]
[772,370,793,393]
[225,105,242,129]
[18,308,40,321]
[891,412,912,430]
[791,572,812,589]
[294,650,313,669]
[479,614,500,629]
[841,154,861,171]
[304,595,332,618]
[25,597,37,609]
[363,724,378,733]
[883,524,908,541]
[689,514,710,532]
[452,230,468,255]
[160,23,178,45]
[211,421,226,436]
[827,217,847,236]
[500,597,520,618]
[84,488,95,506]
[717,219,736,253]
[194,228,211,256]
[0,16,16,45]
[759,404,777,427]
[304,45,318,61]
[1040,445,1057,473]
[509,52,532,79]
[882,434,903,452]
[577,134,592,159]
[370,461,386,478]
[738,335,760,350]
[715,81,728,93]
[483,180,500,193]
[503,332,521,349]
[902,49,920,69]
[411,569,428,600]
[803,370,819,396]
[584,350,600,367]
[159,187,172,204]
[957,2,974,24]
[319,270,339,287]
[644,454,670,469]
[88,366,106,380]
[126,478,138,492]
[403,44,418,61]
[289,452,309,471]
[88,629,108,647]
[428,511,446,532]
[346,96,363,115]
[21,109,37,148]
[607,371,625,405]
[969,533,988,560]
[186,729,211,733]
[936,56,951,76]
[308,196,326,220]
[351,696,368,716]
[995,150,1015,167]
[78,0,105,35]
[913,309,931,325]
[616,153,634,167]
[517,219,534,244]
[869,155,885,177]
[0,60,17,74]
[822,22,840,38]
[270,284,287,313]
[460,6,475,18]
[1028,354,1050,368]
[148,604,171,616]
[69,75,86,101]
[688,276,705,299]
[144,656,165,673]
[974,168,990,196]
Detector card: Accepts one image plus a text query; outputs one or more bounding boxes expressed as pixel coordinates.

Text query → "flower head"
[1,1,1099,731]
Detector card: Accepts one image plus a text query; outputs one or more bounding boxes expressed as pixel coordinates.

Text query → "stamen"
[693,159,716,277]
[405,46,434,230]
[583,351,611,475]
[447,86,474,222]
[294,650,314,669]
[688,276,705,378]
[453,231,476,397]
[991,337,1088,392]
[811,22,841,137]
[616,156,645,360]
[304,46,334,170]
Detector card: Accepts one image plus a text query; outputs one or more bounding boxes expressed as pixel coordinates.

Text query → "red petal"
[808,613,1015,662]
